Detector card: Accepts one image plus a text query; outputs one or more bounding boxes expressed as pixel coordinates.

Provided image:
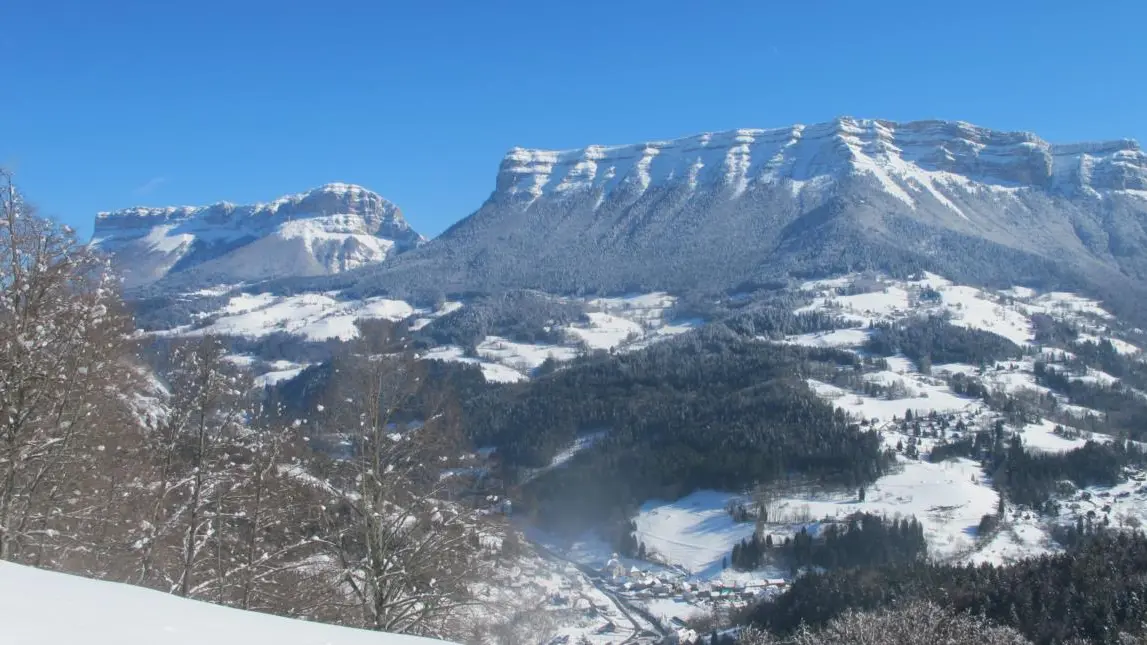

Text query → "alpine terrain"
[12,117,1147,645]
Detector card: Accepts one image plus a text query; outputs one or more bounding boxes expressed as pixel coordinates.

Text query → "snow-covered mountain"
[92,183,424,289]
[347,117,1147,310]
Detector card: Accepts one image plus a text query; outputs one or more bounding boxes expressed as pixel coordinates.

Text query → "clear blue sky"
[4,0,1145,239]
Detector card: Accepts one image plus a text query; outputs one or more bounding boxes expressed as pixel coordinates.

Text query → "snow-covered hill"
[0,561,454,645]
[92,183,424,289]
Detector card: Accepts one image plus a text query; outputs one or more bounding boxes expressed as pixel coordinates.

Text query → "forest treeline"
[865,315,1023,371]
[745,531,1147,645]
[731,512,926,573]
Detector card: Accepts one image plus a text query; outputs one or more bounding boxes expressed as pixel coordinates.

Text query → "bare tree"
[128,336,253,596]
[0,170,141,564]
[198,414,333,614]
[310,320,488,638]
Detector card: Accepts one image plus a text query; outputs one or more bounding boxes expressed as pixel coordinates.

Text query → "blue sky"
[4,0,1145,239]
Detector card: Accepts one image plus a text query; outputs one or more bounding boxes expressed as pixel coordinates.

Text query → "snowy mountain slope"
[341,117,1147,314]
[92,183,424,289]
[0,561,454,645]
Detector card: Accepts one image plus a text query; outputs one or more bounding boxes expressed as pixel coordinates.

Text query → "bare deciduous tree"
[0,170,141,564]
[129,336,252,596]
[310,321,487,638]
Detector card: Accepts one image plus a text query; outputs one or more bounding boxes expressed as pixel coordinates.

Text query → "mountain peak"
[92,184,425,290]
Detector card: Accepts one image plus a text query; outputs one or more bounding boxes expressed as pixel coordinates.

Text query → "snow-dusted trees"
[738,601,1030,644]
[223,420,325,613]
[129,336,254,595]
[0,170,140,564]
[127,336,333,611]
[311,321,485,637]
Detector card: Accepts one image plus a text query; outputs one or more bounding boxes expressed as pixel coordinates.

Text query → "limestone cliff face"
[92,183,424,289]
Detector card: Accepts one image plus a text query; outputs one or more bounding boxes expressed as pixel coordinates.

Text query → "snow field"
[768,457,998,561]
[419,346,528,383]
[566,312,646,350]
[176,289,694,385]
[254,360,310,387]
[477,335,579,371]
[805,372,980,425]
[422,292,696,382]
[1077,333,1140,355]
[783,328,871,348]
[634,490,762,578]
[629,456,999,581]
[0,561,454,645]
[408,300,463,331]
[1014,419,1108,454]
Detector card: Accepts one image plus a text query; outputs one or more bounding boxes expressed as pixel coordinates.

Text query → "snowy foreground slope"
[0,561,454,645]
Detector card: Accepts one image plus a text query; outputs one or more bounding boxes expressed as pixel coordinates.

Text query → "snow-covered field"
[565,292,697,353]
[630,455,997,577]
[784,328,871,349]
[253,360,310,387]
[635,490,762,578]
[771,457,998,561]
[1015,419,1107,453]
[566,311,645,350]
[0,561,453,645]
[476,336,579,371]
[169,291,417,341]
[420,345,529,383]
[806,372,980,424]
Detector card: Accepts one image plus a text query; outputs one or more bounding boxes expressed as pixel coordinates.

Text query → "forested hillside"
[450,326,892,528]
[746,531,1147,644]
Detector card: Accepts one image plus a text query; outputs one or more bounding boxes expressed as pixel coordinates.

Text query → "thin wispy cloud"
[132,176,167,196]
